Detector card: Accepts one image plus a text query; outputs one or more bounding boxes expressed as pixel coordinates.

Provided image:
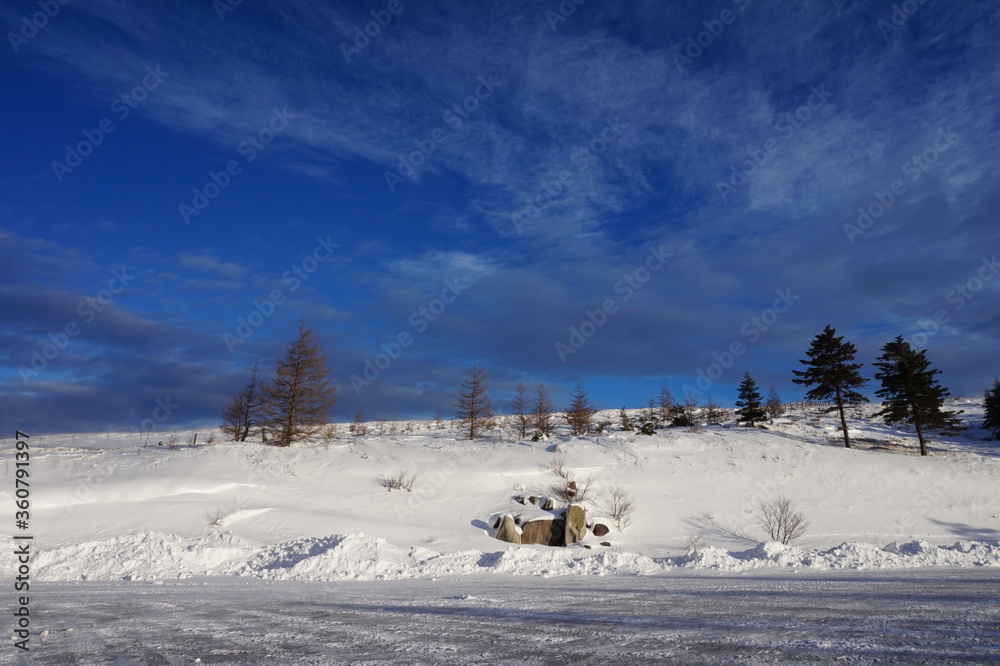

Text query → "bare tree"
[454,364,493,440]
[765,386,784,424]
[565,382,595,436]
[659,383,675,422]
[220,361,262,441]
[705,395,725,424]
[756,497,809,545]
[509,380,531,440]
[261,320,338,447]
[532,383,554,437]
[602,483,636,531]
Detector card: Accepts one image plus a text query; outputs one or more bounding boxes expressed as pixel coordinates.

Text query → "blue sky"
[2,0,998,435]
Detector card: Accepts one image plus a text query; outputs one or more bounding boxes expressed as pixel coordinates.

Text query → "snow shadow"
[682,513,758,548]
[928,519,1000,542]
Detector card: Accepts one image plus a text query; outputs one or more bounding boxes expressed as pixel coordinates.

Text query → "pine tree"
[984,378,1000,440]
[509,380,531,440]
[565,382,595,436]
[261,321,337,447]
[453,364,493,440]
[765,386,784,424]
[792,325,869,448]
[532,383,554,437]
[220,361,262,441]
[619,405,634,432]
[735,373,767,426]
[873,336,963,455]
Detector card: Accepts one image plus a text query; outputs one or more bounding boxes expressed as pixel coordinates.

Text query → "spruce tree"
[735,373,767,426]
[873,336,963,455]
[792,325,869,448]
[453,364,493,440]
[220,361,262,441]
[619,405,634,432]
[565,382,595,436]
[984,378,1000,440]
[261,321,337,447]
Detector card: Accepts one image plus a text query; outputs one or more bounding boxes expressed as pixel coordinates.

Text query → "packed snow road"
[21,570,1000,664]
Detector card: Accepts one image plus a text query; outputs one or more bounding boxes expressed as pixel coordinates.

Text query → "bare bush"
[378,471,417,492]
[756,497,809,545]
[548,459,596,502]
[685,533,706,553]
[206,507,226,528]
[602,483,635,531]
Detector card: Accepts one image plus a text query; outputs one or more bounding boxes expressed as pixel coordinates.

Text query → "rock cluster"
[490,497,611,547]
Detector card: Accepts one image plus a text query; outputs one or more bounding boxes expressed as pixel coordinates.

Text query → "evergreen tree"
[509,380,531,440]
[453,364,493,440]
[765,386,784,424]
[792,325,869,448]
[532,383,554,437]
[261,321,337,447]
[705,395,726,424]
[984,378,1000,440]
[735,373,767,426]
[220,361,262,441]
[873,336,963,455]
[565,382,595,436]
[619,405,634,432]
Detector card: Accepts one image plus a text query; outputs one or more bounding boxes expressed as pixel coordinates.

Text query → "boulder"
[599,541,611,547]
[564,504,587,544]
[521,518,566,546]
[494,514,521,544]
[528,496,539,505]
[541,497,555,511]
[592,523,610,537]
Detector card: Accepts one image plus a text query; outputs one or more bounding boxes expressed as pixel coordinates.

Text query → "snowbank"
[20,531,1000,582]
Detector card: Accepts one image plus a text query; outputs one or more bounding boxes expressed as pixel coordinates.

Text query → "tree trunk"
[836,392,851,448]
[914,415,928,456]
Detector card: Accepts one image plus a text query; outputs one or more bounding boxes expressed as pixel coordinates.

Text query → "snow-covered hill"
[4,399,999,582]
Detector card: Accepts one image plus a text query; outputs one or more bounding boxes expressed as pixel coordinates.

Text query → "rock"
[521,518,566,546]
[494,515,521,545]
[566,480,578,499]
[564,504,587,544]
[600,541,611,547]
[541,497,555,511]
[592,523,610,537]
[492,516,502,529]
[513,495,526,505]
[528,496,539,505]
[583,544,592,550]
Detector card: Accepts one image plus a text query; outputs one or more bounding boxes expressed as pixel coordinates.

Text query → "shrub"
[602,483,635,531]
[548,459,596,502]
[378,471,417,492]
[756,497,809,545]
